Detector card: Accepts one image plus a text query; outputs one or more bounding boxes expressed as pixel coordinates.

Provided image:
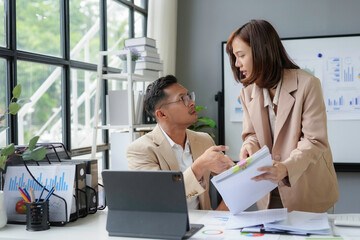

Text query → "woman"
[226,19,338,213]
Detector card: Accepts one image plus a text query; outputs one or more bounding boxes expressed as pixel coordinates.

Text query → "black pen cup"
[25,200,50,231]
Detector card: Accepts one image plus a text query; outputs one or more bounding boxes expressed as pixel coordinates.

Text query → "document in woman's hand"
[211,146,276,214]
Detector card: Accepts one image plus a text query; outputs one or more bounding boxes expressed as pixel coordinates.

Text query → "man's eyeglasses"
[158,92,195,109]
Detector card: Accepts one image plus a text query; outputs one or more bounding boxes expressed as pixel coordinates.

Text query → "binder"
[211,146,277,214]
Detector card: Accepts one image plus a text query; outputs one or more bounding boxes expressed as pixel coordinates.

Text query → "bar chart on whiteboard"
[282,36,360,120]
[322,55,360,120]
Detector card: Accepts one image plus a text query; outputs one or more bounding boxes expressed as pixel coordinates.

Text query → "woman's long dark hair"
[226,19,299,88]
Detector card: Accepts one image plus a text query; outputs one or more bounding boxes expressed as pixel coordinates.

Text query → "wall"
[176,0,360,213]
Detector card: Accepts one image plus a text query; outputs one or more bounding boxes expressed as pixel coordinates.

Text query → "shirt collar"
[159,125,189,149]
[263,78,282,108]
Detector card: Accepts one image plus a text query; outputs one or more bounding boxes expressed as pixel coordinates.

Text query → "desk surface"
[1,210,360,240]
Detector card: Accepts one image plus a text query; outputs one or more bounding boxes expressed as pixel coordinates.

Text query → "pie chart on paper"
[241,232,265,237]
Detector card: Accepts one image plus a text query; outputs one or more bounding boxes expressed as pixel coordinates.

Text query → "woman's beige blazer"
[240,69,339,212]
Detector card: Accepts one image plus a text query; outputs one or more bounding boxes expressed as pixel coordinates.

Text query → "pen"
[29,187,35,202]
[37,185,46,203]
[44,185,56,202]
[22,187,31,201]
[20,192,30,203]
[17,185,30,202]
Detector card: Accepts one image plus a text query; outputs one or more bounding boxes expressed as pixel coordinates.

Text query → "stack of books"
[124,37,163,78]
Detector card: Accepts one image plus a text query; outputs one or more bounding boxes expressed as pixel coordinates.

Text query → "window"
[134,11,145,38]
[16,0,61,56]
[1,0,148,171]
[0,0,4,47]
[107,0,129,68]
[134,0,146,8]
[70,0,100,64]
[0,58,6,147]
[70,68,103,149]
[17,61,62,144]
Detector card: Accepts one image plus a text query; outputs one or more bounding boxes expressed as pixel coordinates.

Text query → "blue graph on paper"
[7,172,69,192]
[4,165,76,222]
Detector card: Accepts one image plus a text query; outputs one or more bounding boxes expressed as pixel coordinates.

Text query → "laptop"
[102,170,204,239]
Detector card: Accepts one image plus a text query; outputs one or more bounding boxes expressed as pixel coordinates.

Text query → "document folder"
[211,146,277,214]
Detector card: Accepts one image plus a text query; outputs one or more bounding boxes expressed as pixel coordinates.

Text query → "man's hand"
[192,145,235,181]
[251,161,288,184]
[239,144,260,160]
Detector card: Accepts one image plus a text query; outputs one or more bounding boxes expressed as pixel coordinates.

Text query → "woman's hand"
[251,161,288,184]
[239,144,260,160]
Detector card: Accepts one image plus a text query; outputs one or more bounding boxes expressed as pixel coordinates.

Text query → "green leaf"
[187,125,195,130]
[192,124,212,131]
[9,102,21,115]
[0,143,15,156]
[12,84,22,99]
[195,106,206,112]
[22,150,32,160]
[28,136,40,151]
[0,155,7,170]
[22,147,46,161]
[197,117,216,128]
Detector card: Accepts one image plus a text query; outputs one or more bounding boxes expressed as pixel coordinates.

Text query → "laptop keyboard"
[334,215,360,227]
[183,224,204,239]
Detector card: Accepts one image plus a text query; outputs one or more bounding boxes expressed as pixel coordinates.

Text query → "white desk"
[1,210,360,240]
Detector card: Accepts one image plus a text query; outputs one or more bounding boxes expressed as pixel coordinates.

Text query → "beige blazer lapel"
[186,129,203,161]
[248,85,273,149]
[152,125,180,170]
[274,70,297,146]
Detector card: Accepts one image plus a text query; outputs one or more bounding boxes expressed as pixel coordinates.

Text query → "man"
[126,75,234,210]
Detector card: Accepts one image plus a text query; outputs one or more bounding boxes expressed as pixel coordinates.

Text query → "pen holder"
[25,200,50,231]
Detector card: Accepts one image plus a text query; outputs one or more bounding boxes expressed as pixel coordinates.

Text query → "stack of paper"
[125,37,162,77]
[225,209,331,236]
[211,146,277,214]
[264,211,331,235]
[226,208,287,229]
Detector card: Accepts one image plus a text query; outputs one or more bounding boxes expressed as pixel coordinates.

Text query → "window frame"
[0,0,148,169]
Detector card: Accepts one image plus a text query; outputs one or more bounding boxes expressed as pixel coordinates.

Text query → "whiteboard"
[221,36,360,164]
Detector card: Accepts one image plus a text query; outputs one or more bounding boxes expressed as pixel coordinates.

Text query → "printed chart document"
[264,211,331,235]
[192,211,280,240]
[4,165,75,223]
[211,146,276,214]
[226,208,287,229]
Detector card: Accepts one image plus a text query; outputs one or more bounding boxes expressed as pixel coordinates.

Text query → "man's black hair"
[144,75,177,117]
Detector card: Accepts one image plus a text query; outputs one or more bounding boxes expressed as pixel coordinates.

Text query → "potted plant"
[118,46,140,73]
[188,106,216,138]
[0,84,46,228]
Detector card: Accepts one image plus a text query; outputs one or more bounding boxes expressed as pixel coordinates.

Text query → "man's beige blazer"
[240,69,339,213]
[126,125,214,210]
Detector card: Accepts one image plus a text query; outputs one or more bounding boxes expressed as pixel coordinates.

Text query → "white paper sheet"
[264,211,331,235]
[192,211,280,240]
[197,211,230,226]
[211,146,277,214]
[226,208,288,229]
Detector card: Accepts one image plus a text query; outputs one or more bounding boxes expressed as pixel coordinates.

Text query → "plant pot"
[0,191,7,228]
[122,60,136,73]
